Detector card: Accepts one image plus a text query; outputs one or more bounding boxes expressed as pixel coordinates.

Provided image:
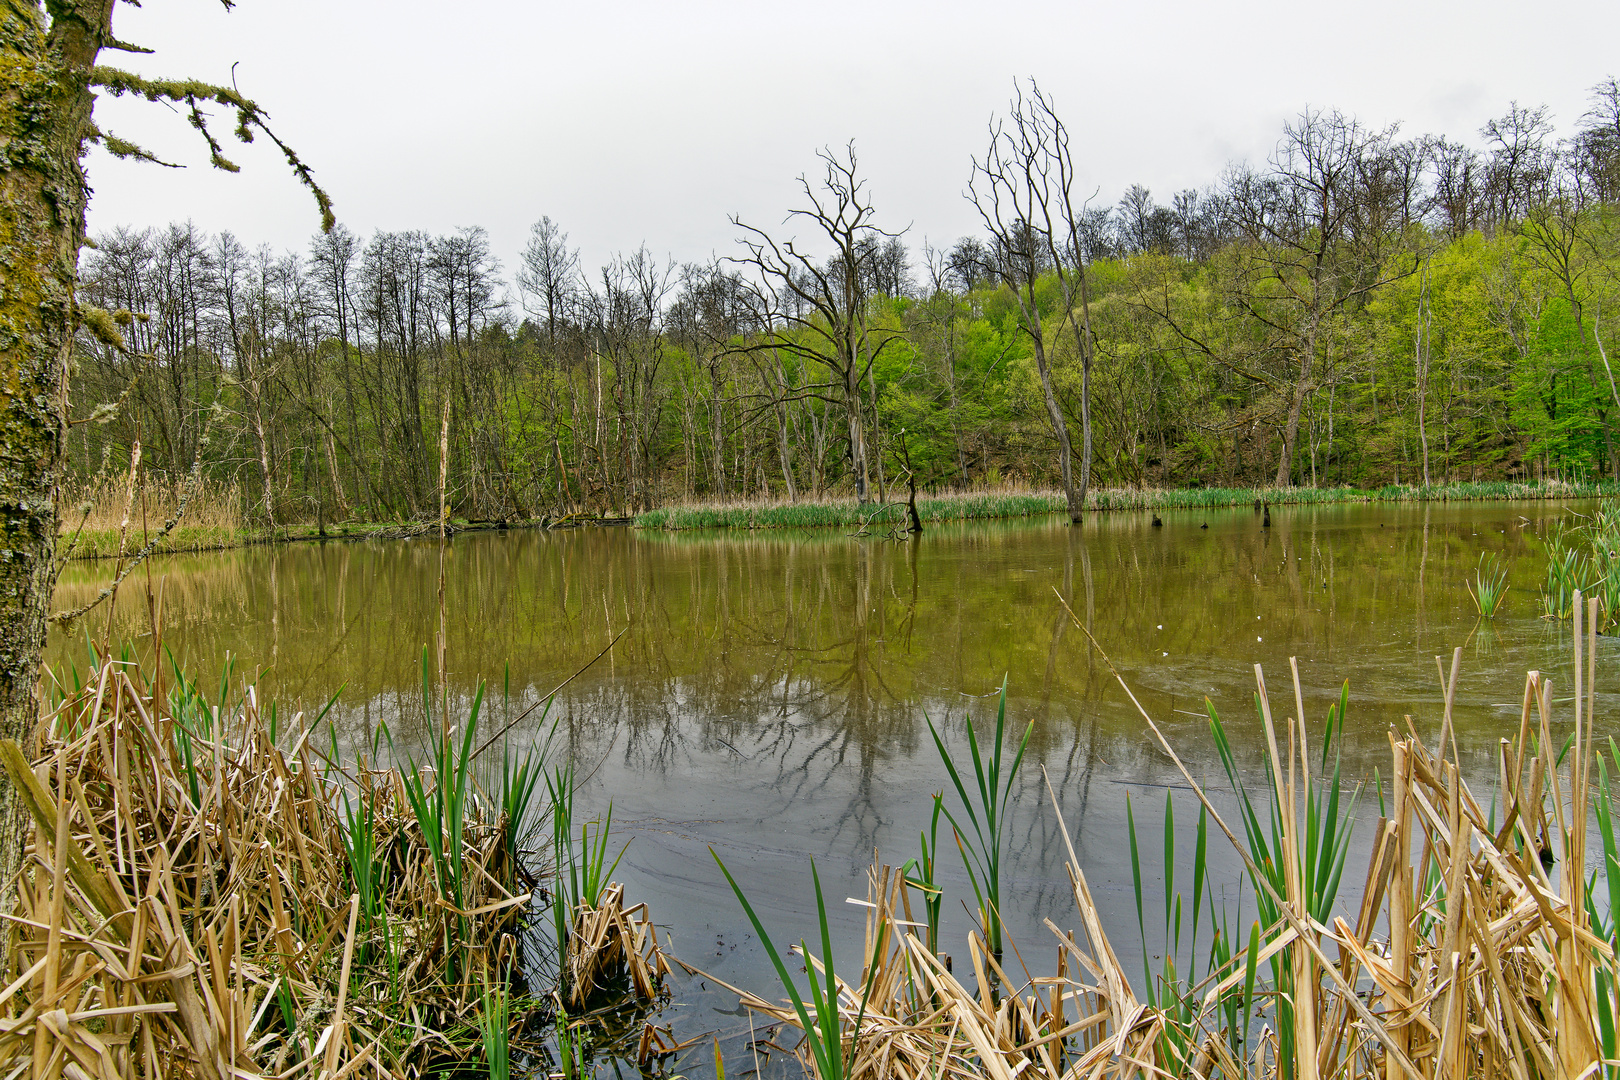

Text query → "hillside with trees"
[68,80,1620,523]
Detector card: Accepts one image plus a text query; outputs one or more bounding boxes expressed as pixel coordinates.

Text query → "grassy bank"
[635,477,1614,530]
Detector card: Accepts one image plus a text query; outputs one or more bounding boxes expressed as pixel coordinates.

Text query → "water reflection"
[48,501,1618,1061]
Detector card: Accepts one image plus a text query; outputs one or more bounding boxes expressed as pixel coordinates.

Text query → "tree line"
[68,78,1620,524]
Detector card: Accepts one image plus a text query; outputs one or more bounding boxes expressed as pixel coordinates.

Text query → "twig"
[469,627,628,761]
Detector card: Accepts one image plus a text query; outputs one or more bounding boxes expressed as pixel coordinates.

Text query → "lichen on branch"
[90,64,335,231]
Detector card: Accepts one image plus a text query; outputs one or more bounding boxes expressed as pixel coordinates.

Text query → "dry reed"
[57,473,244,560]
[710,595,1620,1080]
[1,656,667,1078]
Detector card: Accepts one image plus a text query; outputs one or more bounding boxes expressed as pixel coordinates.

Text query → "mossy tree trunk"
[0,0,111,942]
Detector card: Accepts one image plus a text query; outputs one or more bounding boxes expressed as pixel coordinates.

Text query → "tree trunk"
[0,0,110,969]
[1031,333,1080,522]
[776,402,797,502]
[846,365,868,502]
[1068,272,1097,510]
[251,389,276,526]
[708,370,725,497]
[1416,268,1432,487]
[869,366,887,504]
[945,332,967,486]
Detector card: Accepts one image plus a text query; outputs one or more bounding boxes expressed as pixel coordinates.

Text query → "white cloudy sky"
[87,0,1620,281]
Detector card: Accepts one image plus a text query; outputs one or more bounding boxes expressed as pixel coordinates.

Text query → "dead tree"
[969,82,1097,522]
[731,144,905,504]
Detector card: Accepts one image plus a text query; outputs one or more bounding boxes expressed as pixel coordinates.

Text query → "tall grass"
[1467,551,1509,616]
[7,648,593,1079]
[57,472,244,559]
[636,478,1613,530]
[399,650,483,980]
[899,796,945,956]
[480,982,513,1080]
[925,679,1032,958]
[1204,674,1358,1079]
[713,854,888,1080]
[1125,793,1216,1071]
[1542,499,1620,629]
[545,762,664,1015]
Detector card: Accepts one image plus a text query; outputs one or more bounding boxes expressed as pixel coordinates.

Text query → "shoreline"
[56,513,633,561]
[55,479,1611,557]
[634,478,1614,530]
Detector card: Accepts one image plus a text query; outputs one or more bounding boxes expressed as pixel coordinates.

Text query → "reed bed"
[1542,499,1620,631]
[709,594,1620,1080]
[57,473,244,560]
[637,479,1611,530]
[4,653,667,1079]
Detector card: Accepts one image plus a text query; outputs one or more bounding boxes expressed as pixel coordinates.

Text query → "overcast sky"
[87,0,1620,286]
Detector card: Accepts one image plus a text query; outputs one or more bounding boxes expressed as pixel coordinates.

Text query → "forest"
[66,79,1620,525]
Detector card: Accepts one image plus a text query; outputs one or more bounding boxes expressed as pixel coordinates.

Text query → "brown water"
[47,500,1616,1067]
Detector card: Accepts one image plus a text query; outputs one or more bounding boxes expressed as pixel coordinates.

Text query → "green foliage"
[1125,791,1218,1071]
[925,678,1032,957]
[478,981,511,1080]
[398,649,482,979]
[899,796,945,957]
[711,853,887,1080]
[1204,681,1358,1079]
[545,761,629,999]
[1468,552,1510,617]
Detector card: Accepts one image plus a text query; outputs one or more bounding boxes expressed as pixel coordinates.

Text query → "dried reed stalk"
[1,658,559,1078]
[565,882,671,1011]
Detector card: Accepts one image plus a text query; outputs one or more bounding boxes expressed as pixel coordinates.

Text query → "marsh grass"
[711,856,888,1080]
[57,472,244,559]
[709,597,1620,1080]
[546,764,666,1014]
[636,479,1612,530]
[1467,551,1509,616]
[6,650,667,1079]
[1542,500,1620,629]
[925,679,1031,959]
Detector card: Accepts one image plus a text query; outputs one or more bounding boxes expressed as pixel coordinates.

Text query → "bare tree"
[1220,109,1423,485]
[731,144,905,503]
[582,247,674,512]
[946,237,991,292]
[969,80,1099,521]
[1429,138,1487,237]
[517,216,580,348]
[1576,77,1620,204]
[1482,103,1555,231]
[671,262,756,496]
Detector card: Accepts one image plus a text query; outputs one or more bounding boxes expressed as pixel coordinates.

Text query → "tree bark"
[846,364,868,502]
[1026,301,1080,522]
[1065,270,1097,512]
[0,0,111,967]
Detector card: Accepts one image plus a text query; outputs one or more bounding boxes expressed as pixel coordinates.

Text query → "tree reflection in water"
[45,502,1610,1033]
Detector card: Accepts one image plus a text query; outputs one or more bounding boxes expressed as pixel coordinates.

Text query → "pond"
[48,499,1616,1069]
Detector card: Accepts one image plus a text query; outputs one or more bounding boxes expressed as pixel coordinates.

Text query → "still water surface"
[48,501,1617,1061]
